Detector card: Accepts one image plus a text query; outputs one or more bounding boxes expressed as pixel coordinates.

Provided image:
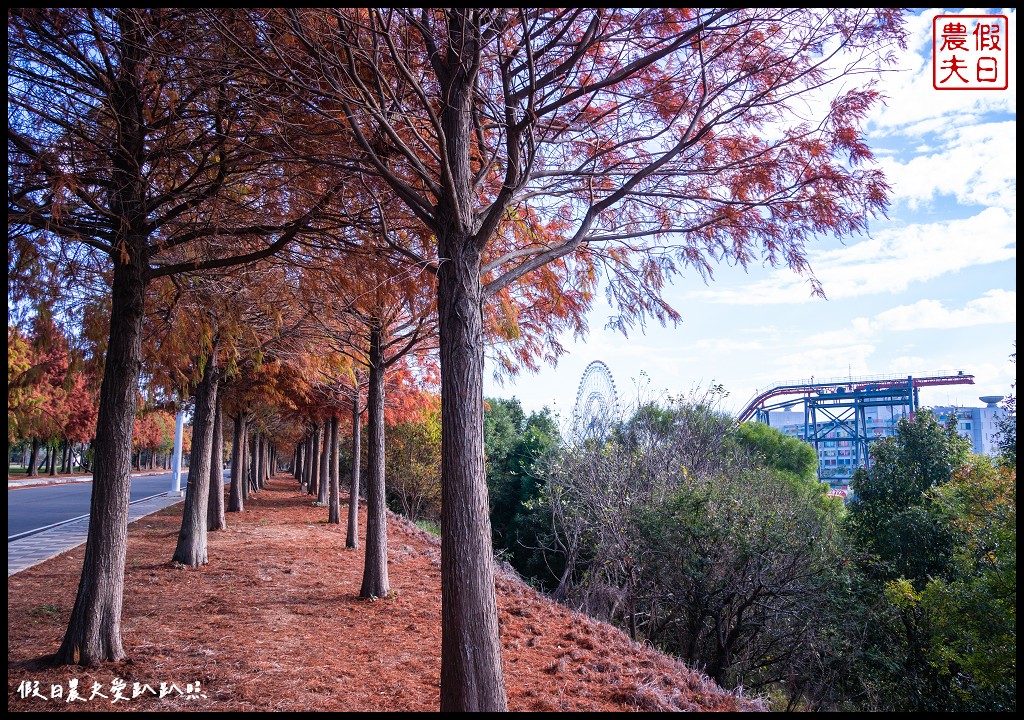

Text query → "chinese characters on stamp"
[933,14,1009,90]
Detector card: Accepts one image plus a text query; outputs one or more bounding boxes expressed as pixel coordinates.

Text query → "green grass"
[28,604,63,624]
[414,519,440,536]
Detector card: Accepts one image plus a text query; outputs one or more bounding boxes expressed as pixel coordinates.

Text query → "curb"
[7,470,177,490]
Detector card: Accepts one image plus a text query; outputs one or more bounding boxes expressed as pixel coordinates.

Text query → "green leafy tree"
[994,352,1015,469]
[541,396,846,698]
[736,420,820,492]
[484,400,561,585]
[634,467,844,693]
[848,410,973,583]
[921,459,1016,709]
[995,393,1016,469]
[484,398,527,496]
[386,402,442,523]
[842,409,1012,711]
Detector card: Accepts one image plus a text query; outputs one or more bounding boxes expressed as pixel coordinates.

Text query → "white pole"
[170,407,185,496]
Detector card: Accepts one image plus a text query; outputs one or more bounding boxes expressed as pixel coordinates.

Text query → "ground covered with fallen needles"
[8,476,764,712]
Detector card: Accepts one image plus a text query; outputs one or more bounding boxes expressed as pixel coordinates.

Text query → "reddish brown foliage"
[8,477,763,712]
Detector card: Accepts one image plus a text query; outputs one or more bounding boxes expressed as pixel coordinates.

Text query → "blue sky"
[485,8,1017,423]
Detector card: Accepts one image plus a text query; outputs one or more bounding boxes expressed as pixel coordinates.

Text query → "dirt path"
[8,476,762,712]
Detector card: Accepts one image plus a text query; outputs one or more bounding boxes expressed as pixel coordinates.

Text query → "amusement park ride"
[569,362,977,489]
[571,360,621,440]
[737,372,976,486]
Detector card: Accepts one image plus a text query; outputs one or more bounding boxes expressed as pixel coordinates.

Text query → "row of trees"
[8,313,97,475]
[9,7,909,711]
[8,312,189,476]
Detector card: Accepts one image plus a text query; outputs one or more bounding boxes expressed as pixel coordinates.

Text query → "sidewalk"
[7,468,173,490]
[7,470,186,576]
[8,473,94,489]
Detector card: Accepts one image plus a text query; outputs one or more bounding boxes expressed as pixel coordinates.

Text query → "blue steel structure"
[737,372,976,485]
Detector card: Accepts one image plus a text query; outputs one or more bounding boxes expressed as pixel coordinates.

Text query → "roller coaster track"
[737,371,975,422]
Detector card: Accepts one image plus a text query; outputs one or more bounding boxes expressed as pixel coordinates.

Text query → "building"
[931,395,1007,457]
[762,396,1006,490]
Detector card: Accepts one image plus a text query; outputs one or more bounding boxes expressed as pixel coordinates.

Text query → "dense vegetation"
[482,396,1016,711]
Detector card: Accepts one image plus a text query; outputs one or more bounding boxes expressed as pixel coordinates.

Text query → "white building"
[931,396,1007,457]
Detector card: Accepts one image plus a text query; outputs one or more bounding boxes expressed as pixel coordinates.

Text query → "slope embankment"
[8,477,764,712]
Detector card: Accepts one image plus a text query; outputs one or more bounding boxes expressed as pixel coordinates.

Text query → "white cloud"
[801,290,1015,348]
[874,289,1016,330]
[887,354,930,371]
[877,121,1017,211]
[804,317,878,347]
[692,207,1016,304]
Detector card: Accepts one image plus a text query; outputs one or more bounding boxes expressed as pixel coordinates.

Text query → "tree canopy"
[9,7,921,712]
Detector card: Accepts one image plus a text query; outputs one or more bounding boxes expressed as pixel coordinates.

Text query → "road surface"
[7,470,226,538]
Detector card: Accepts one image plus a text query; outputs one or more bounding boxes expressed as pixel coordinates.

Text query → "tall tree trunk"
[298,436,308,491]
[228,413,246,513]
[248,432,259,495]
[260,436,267,485]
[318,416,330,506]
[347,388,361,549]
[262,435,269,485]
[266,444,272,483]
[308,424,320,497]
[329,414,341,524]
[207,392,226,531]
[172,347,220,566]
[241,418,251,501]
[360,325,389,599]
[254,435,262,489]
[430,14,508,705]
[437,237,507,709]
[309,430,317,492]
[27,437,39,476]
[256,434,263,490]
[56,249,147,665]
[308,429,316,492]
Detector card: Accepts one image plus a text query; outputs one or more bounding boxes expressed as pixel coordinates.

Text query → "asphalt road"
[7,470,225,538]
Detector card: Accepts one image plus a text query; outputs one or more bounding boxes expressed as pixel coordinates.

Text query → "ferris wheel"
[572,360,620,439]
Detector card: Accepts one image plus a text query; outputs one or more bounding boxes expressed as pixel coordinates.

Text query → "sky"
[484,8,1017,427]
